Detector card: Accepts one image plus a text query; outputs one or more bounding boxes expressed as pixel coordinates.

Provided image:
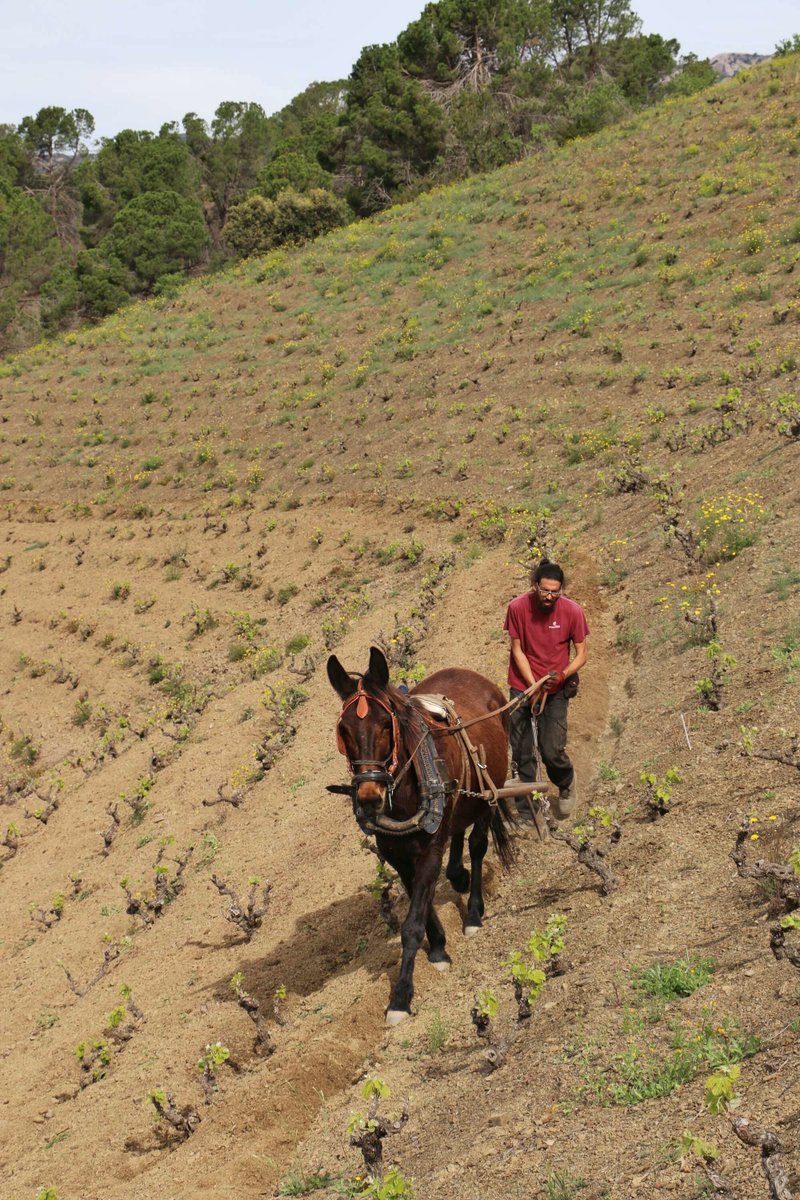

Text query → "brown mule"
[328,646,514,1025]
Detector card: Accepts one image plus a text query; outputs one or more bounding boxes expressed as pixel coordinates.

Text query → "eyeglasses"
[536,584,562,598]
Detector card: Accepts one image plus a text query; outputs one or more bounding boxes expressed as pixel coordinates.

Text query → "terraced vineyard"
[1,56,798,1200]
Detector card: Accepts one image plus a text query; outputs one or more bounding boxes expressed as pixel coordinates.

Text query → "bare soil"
[1,55,799,1200]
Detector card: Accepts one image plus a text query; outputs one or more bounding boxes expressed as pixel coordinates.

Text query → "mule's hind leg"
[424,908,450,970]
[445,830,470,893]
[464,813,491,936]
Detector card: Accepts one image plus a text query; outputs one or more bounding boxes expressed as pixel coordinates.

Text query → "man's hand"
[543,670,565,694]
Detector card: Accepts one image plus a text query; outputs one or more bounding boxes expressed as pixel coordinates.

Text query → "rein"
[334,678,549,837]
[439,678,547,736]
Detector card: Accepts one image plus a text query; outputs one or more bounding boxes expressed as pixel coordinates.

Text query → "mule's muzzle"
[351,768,394,811]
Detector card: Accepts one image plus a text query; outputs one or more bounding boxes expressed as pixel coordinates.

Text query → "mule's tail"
[490,803,517,871]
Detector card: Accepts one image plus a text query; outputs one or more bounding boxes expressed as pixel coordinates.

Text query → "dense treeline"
[0,0,729,352]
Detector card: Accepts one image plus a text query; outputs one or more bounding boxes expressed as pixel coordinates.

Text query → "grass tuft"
[630,954,714,1001]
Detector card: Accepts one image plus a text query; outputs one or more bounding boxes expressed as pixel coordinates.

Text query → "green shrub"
[249,646,282,676]
[589,1018,759,1107]
[544,1170,587,1200]
[223,188,348,256]
[277,1172,339,1196]
[425,1010,450,1054]
[630,954,714,1001]
[228,641,248,663]
[285,633,310,655]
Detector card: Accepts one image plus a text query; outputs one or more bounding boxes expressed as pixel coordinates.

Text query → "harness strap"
[394,707,458,835]
[426,695,499,808]
[335,678,546,836]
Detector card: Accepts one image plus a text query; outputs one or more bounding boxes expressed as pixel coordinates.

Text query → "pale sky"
[1,0,797,143]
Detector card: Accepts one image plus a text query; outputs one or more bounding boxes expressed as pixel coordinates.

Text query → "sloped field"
[1,57,799,1200]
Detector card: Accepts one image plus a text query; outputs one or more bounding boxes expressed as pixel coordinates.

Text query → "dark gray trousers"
[509,688,574,792]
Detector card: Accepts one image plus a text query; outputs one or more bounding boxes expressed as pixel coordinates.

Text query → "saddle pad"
[411,693,450,721]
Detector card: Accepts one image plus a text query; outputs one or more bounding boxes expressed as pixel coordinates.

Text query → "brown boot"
[552,772,577,820]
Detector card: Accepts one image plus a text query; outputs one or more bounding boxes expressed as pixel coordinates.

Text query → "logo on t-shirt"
[548,621,561,630]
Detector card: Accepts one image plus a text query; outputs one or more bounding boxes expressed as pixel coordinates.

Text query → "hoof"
[430,958,451,973]
[385,1009,410,1027]
[464,924,482,938]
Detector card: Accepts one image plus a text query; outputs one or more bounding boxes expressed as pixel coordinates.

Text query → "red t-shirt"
[504,592,590,692]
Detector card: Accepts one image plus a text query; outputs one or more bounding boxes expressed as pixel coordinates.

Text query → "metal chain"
[457,786,488,800]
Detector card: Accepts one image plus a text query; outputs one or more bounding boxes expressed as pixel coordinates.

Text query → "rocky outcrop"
[710,52,771,78]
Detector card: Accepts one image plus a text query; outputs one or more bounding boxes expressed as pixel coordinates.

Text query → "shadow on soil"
[205,889,399,1006]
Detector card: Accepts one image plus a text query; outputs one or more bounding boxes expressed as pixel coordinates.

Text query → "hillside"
[3,3,723,357]
[0,55,799,1200]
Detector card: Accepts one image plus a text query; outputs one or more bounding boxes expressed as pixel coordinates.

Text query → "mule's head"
[328,647,399,812]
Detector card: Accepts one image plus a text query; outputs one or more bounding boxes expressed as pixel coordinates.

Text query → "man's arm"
[510,637,546,691]
[565,637,588,680]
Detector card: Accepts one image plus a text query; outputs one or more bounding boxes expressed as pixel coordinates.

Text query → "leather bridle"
[335,679,401,800]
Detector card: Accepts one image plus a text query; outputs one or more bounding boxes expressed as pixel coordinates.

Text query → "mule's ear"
[367,646,390,689]
[327,654,358,699]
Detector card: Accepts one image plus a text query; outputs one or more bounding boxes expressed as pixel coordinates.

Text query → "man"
[504,560,589,820]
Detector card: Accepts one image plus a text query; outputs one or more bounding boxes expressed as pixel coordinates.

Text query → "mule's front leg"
[464,815,491,936]
[386,847,445,1025]
[392,854,450,970]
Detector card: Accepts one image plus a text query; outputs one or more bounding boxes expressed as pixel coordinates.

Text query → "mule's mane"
[359,672,422,741]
